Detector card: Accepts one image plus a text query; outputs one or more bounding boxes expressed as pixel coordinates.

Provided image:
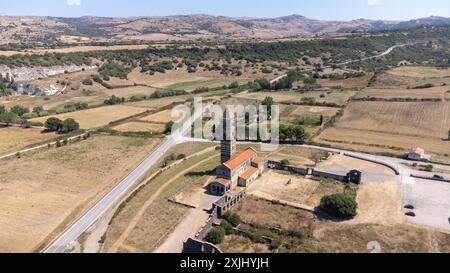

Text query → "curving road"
[270,43,415,86]
[43,42,425,253]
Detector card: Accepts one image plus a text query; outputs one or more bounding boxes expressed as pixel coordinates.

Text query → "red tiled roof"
[239,167,258,180]
[252,157,265,165]
[410,147,425,155]
[212,178,231,186]
[224,148,257,170]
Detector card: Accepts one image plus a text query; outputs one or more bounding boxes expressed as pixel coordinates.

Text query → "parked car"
[404,204,415,210]
[405,212,416,217]
[433,175,445,181]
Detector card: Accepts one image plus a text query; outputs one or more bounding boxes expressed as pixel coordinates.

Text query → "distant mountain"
[0,14,450,45]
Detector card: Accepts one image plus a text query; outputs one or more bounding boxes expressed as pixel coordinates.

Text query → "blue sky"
[1,0,450,21]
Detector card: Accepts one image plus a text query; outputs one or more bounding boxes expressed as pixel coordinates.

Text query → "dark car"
[404,204,415,210]
[433,175,445,181]
[405,212,416,217]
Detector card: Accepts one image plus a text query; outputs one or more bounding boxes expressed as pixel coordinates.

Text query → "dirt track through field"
[107,154,218,253]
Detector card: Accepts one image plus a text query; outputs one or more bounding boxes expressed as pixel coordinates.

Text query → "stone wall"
[183,238,222,253]
[268,160,362,184]
[267,160,308,175]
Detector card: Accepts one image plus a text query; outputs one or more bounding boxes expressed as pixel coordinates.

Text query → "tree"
[0,105,5,114]
[279,124,306,142]
[0,112,18,126]
[63,118,80,132]
[320,193,358,218]
[104,95,123,105]
[10,105,29,116]
[262,96,274,119]
[228,81,240,89]
[205,226,226,244]
[164,121,175,135]
[45,117,63,132]
[33,106,44,113]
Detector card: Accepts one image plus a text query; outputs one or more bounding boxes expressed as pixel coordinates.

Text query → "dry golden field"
[103,86,157,98]
[336,101,450,138]
[31,105,148,129]
[282,105,341,117]
[221,190,450,253]
[0,44,149,56]
[236,91,357,105]
[112,109,188,133]
[0,127,57,155]
[315,101,450,160]
[112,122,165,133]
[387,66,450,78]
[317,73,373,90]
[103,150,220,253]
[0,135,161,252]
[354,86,448,100]
[139,109,186,123]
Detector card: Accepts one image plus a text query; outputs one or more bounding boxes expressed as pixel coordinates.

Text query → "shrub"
[99,62,130,79]
[223,212,241,227]
[205,226,226,244]
[45,117,63,132]
[63,118,80,132]
[424,164,434,172]
[10,105,29,116]
[280,159,290,165]
[320,193,358,218]
[228,81,240,89]
[82,78,93,86]
[0,112,18,126]
[220,221,234,235]
[270,239,282,250]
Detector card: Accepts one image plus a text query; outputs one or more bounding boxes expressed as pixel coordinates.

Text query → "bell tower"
[220,106,236,164]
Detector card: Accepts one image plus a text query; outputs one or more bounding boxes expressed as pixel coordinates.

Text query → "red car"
[405,212,416,217]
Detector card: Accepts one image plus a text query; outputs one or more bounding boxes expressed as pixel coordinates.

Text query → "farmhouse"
[407,147,431,161]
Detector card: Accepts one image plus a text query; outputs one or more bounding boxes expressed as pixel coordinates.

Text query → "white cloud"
[367,0,382,6]
[66,0,81,6]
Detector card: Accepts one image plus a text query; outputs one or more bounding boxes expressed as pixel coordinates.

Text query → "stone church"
[209,107,267,196]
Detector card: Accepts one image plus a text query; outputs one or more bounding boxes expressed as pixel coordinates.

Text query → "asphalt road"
[43,107,205,253]
[42,42,428,253]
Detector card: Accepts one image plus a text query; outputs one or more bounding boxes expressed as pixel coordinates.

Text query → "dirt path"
[107,155,217,253]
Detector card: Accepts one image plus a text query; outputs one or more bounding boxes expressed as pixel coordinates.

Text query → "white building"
[407,147,431,161]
